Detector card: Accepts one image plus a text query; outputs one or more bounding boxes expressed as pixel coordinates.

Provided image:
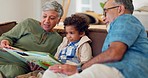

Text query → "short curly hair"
[64,14,89,35]
[42,0,63,18]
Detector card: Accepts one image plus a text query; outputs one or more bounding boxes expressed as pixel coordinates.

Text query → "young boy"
[55,14,92,65]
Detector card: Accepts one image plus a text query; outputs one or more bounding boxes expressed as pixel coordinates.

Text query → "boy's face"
[65,25,84,42]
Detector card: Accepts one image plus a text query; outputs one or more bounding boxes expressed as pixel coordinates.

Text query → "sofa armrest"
[0,21,17,36]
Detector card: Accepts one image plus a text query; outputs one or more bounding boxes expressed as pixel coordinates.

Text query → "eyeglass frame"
[103,6,119,17]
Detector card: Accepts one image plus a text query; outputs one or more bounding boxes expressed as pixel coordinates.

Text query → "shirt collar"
[68,40,79,46]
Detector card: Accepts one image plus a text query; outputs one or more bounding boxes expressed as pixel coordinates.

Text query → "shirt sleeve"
[79,42,92,64]
[0,19,29,45]
[109,16,142,47]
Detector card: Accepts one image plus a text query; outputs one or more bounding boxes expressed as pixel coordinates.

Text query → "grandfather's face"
[41,10,60,32]
[103,0,120,25]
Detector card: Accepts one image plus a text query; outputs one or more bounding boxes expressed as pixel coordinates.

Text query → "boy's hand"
[27,61,45,71]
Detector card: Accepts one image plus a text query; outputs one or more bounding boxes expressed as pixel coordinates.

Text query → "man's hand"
[49,64,77,76]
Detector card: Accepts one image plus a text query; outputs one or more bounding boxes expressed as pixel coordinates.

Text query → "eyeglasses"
[103,6,119,17]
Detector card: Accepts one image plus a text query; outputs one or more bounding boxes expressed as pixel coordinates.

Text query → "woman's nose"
[45,17,50,23]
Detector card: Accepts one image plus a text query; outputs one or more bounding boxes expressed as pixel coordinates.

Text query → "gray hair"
[114,0,134,14]
[42,0,63,18]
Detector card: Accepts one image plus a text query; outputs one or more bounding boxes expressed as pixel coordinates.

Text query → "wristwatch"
[77,64,83,73]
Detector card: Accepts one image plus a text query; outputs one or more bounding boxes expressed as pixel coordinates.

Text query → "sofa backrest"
[0,22,147,57]
[0,21,17,36]
[88,28,107,56]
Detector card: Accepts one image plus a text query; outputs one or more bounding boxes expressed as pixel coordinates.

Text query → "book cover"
[2,47,62,69]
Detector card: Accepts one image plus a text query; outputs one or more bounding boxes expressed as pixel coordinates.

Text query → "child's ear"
[80,32,85,37]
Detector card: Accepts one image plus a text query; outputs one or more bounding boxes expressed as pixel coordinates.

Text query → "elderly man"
[43,0,148,78]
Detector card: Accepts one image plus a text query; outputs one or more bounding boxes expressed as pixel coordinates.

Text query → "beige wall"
[0,0,148,30]
[0,0,41,23]
[0,0,104,23]
[0,0,105,23]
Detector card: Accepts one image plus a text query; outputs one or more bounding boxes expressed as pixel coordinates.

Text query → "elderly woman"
[0,1,63,78]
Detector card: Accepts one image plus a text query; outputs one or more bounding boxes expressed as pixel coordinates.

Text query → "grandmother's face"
[41,10,60,32]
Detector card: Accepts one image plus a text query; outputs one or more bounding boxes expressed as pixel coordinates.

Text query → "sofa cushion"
[0,21,17,36]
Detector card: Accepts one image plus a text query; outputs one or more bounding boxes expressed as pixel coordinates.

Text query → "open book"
[2,47,62,69]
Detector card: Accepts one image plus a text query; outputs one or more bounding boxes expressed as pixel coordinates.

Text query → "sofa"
[0,21,148,57]
[0,21,108,56]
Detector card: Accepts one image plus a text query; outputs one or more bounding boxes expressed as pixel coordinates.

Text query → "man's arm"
[82,41,127,69]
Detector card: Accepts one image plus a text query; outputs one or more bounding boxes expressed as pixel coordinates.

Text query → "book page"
[3,48,61,69]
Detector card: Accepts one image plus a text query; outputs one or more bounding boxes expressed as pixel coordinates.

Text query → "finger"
[38,67,44,70]
[31,65,38,71]
[3,44,11,49]
[32,64,38,71]
[27,61,35,71]
[35,65,41,70]
[51,68,63,73]
[50,64,62,69]
[50,65,63,73]
[27,61,33,67]
[1,43,6,48]
[50,65,60,70]
[1,42,9,48]
[9,46,16,50]
[27,61,30,64]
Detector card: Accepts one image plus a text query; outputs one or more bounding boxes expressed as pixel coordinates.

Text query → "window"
[76,0,92,12]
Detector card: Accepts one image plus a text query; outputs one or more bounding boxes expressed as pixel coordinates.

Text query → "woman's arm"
[0,19,28,46]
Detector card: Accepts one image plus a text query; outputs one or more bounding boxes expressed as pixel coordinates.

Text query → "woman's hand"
[49,64,77,76]
[0,40,11,48]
